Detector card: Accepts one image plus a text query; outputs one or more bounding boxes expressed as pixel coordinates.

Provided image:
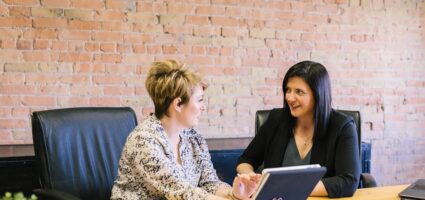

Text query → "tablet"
[252,164,327,200]
[399,179,425,200]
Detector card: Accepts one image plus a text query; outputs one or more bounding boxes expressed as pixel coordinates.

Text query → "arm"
[193,134,233,197]
[321,121,361,198]
[191,134,259,199]
[237,110,277,171]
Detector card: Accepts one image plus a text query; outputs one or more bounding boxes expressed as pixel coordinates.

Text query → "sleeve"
[237,110,279,170]
[322,121,361,198]
[195,135,232,194]
[131,135,213,200]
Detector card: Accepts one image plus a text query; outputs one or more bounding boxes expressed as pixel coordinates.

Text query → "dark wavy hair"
[281,61,332,140]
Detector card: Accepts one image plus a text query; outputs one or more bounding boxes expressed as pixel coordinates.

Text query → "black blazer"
[238,108,361,198]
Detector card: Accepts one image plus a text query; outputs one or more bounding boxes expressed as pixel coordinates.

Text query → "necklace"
[293,128,313,148]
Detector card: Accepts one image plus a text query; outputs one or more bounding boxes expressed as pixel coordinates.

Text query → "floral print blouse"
[110,114,231,200]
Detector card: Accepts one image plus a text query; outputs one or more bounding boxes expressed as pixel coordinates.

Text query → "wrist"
[228,190,242,200]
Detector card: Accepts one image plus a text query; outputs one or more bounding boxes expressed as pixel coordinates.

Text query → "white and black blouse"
[110,114,230,200]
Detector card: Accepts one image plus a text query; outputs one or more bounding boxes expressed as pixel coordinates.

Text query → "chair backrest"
[32,107,137,200]
[255,109,361,155]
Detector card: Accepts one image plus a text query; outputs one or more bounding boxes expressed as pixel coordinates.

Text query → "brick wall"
[0,0,424,186]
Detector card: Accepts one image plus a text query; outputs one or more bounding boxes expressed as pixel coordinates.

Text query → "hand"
[231,173,260,200]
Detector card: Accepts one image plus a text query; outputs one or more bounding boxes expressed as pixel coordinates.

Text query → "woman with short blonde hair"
[111,59,258,200]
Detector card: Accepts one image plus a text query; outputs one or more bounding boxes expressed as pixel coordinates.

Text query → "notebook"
[399,179,425,200]
[252,164,326,200]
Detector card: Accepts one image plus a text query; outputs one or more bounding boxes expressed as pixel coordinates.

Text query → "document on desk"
[252,164,326,200]
[399,179,425,200]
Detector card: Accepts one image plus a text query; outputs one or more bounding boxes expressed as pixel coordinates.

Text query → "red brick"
[0,119,27,129]
[163,45,177,54]
[104,86,134,96]
[52,40,67,50]
[0,3,8,15]
[41,0,70,7]
[16,40,32,50]
[159,14,185,25]
[211,0,238,5]
[22,52,50,62]
[136,2,152,12]
[69,20,101,30]
[163,24,193,35]
[93,31,123,42]
[126,12,156,23]
[34,40,49,49]
[193,26,220,36]
[89,97,121,106]
[0,96,21,106]
[167,3,195,14]
[59,53,92,62]
[33,18,67,28]
[185,15,209,25]
[124,34,153,44]
[39,85,70,95]
[94,54,122,63]
[84,42,98,52]
[64,9,92,20]
[23,28,58,39]
[3,0,38,5]
[101,22,132,31]
[192,46,206,55]
[60,29,91,40]
[4,63,38,72]
[22,96,55,106]
[132,44,145,53]
[117,44,131,53]
[0,73,25,84]
[95,10,125,21]
[73,0,104,9]
[10,6,30,17]
[210,16,239,26]
[0,17,31,27]
[57,96,89,106]
[100,43,115,52]
[105,0,134,10]
[196,5,225,16]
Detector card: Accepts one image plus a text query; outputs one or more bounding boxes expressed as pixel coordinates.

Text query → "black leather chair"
[255,109,377,188]
[31,107,138,200]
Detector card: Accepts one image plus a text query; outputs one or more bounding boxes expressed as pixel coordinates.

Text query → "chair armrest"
[360,173,377,188]
[33,189,80,200]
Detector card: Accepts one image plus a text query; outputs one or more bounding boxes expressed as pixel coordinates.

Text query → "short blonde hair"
[145,59,208,119]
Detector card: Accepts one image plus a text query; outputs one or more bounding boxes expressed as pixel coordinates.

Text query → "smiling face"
[285,77,315,119]
[176,85,206,128]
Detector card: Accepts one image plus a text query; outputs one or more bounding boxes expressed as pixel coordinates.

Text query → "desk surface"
[308,184,409,200]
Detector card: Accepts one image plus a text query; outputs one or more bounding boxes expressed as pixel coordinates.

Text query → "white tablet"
[252,164,326,200]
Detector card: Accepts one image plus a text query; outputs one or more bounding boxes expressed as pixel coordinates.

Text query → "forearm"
[215,184,232,197]
[236,163,255,174]
[310,180,328,197]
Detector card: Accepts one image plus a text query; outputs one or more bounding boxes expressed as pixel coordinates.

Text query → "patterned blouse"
[110,114,231,200]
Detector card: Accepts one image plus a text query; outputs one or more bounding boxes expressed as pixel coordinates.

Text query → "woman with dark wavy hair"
[236,61,361,198]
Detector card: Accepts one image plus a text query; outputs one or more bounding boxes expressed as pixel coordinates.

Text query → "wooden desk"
[308,184,409,200]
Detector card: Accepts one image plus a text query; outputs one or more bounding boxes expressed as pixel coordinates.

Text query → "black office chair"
[31,107,138,200]
[255,109,377,188]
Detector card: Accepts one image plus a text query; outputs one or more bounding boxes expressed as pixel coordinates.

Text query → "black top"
[237,108,361,198]
[281,136,312,166]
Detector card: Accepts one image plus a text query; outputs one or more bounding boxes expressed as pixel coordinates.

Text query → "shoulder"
[126,115,167,147]
[266,108,285,123]
[330,110,355,126]
[328,110,357,135]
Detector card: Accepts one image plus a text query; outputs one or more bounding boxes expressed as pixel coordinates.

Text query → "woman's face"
[285,77,315,119]
[177,85,206,128]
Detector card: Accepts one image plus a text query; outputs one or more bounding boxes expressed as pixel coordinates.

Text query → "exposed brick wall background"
[0,0,424,186]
